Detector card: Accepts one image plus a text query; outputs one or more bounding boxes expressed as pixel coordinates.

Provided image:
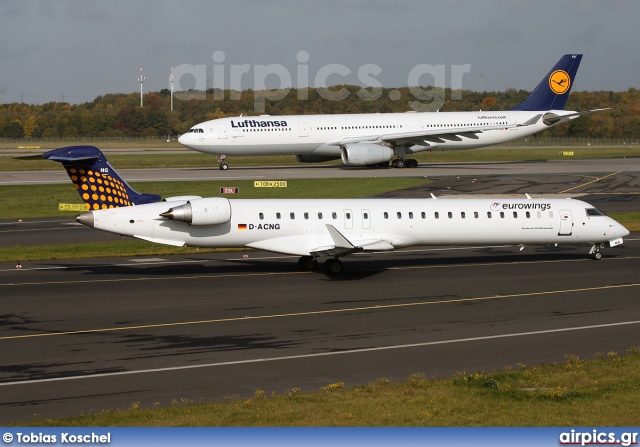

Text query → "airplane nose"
[620,224,630,238]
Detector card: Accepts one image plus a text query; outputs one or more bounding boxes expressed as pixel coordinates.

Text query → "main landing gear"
[391,158,419,168]
[297,256,344,275]
[218,155,229,170]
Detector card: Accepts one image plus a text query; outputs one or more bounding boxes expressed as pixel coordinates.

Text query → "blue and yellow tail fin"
[510,54,582,111]
[43,146,161,210]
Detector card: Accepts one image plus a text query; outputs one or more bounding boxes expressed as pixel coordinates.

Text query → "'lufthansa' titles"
[231,120,288,128]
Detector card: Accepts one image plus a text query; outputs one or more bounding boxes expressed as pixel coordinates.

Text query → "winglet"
[325,224,355,249]
[43,146,161,210]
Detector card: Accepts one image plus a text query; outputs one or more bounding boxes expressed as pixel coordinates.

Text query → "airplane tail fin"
[43,146,161,210]
[510,54,582,111]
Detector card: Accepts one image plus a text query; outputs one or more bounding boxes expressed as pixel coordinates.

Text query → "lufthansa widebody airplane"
[44,146,628,274]
[178,54,606,170]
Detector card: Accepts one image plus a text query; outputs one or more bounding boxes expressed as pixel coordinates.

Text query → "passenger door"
[558,210,573,236]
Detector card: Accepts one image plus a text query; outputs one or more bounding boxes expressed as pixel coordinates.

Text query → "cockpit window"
[187,128,204,133]
[586,208,606,216]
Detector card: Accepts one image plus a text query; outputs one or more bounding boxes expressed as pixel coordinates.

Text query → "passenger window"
[421,212,426,219]
[363,212,368,219]
[304,212,309,219]
[448,212,453,219]
[290,212,295,219]
[332,212,337,219]
[259,212,264,220]
[526,212,530,218]
[384,212,389,219]
[549,211,554,218]
[346,212,351,219]
[461,212,466,219]
[397,212,402,219]
[487,212,492,218]
[500,212,505,218]
[474,212,479,218]
[318,212,323,219]
[409,212,413,219]
[513,212,518,218]
[435,212,439,219]
[276,212,281,219]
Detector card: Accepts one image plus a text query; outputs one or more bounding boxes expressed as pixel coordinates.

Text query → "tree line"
[1,86,638,139]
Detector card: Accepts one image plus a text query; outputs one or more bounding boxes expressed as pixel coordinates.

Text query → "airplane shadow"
[55,244,603,282]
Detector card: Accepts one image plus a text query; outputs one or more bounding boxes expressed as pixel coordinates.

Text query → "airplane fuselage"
[85,197,628,257]
[178,110,561,158]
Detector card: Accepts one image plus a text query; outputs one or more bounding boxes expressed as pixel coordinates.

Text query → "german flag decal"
[238,224,247,230]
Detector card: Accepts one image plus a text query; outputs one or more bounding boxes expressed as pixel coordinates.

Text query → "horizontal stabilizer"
[542,108,610,126]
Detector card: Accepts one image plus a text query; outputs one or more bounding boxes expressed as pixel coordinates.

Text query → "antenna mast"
[138,65,145,107]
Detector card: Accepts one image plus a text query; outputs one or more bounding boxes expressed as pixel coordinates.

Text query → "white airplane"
[178,54,607,170]
[44,146,629,274]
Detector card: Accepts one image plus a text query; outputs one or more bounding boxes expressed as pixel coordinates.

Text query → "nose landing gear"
[589,244,603,260]
[218,155,228,170]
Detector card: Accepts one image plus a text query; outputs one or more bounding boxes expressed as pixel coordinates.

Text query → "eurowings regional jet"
[178,54,607,170]
[43,146,628,274]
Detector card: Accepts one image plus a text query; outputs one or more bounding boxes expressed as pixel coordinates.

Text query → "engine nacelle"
[160,197,231,226]
[296,154,341,163]
[340,143,394,166]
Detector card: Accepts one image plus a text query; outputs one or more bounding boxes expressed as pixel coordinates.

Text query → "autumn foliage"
[0,87,638,139]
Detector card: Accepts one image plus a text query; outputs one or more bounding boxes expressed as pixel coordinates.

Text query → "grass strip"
[14,347,640,426]
[0,178,428,220]
[2,146,640,172]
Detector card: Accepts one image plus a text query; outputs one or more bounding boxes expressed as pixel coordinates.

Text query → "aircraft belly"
[215,142,325,156]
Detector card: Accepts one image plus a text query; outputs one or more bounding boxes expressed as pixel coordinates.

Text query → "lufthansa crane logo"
[548,70,571,94]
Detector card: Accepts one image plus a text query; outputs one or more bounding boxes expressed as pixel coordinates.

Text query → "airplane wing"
[309,224,394,257]
[134,235,186,246]
[324,107,609,151]
[325,123,514,151]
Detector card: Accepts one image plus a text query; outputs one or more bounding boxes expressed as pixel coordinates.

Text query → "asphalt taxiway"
[0,159,639,423]
[1,241,639,423]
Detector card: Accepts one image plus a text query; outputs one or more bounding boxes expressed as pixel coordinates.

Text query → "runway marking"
[1,282,639,341]
[2,320,639,387]
[559,170,623,193]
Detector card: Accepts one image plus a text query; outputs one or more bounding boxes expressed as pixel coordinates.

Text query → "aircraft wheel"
[407,159,418,168]
[395,159,405,168]
[591,251,602,260]
[220,163,229,171]
[298,256,318,271]
[324,258,344,275]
